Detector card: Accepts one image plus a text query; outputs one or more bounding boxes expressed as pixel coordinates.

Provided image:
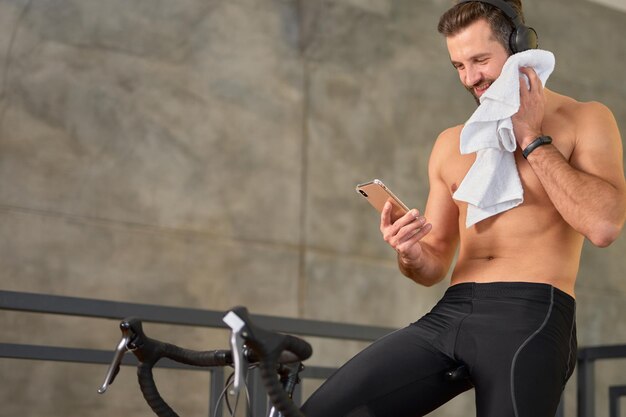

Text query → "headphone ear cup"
[510,26,538,53]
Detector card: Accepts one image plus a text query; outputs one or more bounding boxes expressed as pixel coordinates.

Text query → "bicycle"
[98,306,313,417]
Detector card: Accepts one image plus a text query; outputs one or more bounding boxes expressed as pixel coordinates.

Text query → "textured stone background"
[0,0,625,416]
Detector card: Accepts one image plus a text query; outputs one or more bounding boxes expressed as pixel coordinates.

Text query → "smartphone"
[356,179,409,222]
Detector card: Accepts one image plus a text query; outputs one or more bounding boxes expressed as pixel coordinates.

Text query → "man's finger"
[380,201,392,228]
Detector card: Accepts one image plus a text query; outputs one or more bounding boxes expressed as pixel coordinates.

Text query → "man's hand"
[513,66,546,149]
[380,200,432,264]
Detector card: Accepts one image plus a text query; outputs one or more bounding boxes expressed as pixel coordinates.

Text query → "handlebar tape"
[258,335,312,417]
[138,363,179,417]
[128,321,232,417]
[135,343,233,417]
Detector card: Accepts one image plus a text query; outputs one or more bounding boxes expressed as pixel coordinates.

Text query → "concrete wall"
[0,0,624,416]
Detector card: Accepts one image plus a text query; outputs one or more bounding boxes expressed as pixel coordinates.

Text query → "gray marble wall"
[1,0,624,416]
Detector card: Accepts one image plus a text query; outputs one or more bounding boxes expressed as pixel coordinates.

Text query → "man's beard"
[465,79,494,106]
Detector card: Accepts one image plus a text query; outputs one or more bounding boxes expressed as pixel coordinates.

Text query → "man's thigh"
[464,295,576,417]
[301,325,472,417]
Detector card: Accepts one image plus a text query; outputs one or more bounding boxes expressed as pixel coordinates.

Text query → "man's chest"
[441,124,575,204]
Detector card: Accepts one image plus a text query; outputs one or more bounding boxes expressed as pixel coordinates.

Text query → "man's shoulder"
[439,124,464,137]
[550,91,613,121]
[435,124,463,148]
[429,125,463,161]
[429,125,469,171]
[572,100,615,123]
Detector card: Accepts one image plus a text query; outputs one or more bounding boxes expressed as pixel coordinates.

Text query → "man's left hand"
[513,66,546,149]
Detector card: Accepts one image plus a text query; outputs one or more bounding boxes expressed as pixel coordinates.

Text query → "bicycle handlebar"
[99,317,233,417]
[224,307,313,417]
[99,307,313,417]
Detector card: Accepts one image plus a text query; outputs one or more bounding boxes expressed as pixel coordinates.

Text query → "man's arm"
[380,130,460,286]
[514,69,626,247]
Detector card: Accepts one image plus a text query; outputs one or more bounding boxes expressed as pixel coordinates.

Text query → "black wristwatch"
[522,135,552,159]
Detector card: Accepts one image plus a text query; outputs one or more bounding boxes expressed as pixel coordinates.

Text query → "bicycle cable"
[214,366,255,417]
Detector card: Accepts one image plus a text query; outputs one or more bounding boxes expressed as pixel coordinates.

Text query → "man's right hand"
[380,200,432,266]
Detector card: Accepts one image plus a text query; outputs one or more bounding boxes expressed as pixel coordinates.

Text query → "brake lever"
[97,320,135,394]
[222,310,249,395]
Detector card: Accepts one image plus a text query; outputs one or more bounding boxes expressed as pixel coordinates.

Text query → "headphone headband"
[456,0,537,53]
[457,0,522,26]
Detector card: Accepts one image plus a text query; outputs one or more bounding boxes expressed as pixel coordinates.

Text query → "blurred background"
[1,0,625,416]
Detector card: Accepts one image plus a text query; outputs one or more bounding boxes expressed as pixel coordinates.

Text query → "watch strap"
[522,135,552,159]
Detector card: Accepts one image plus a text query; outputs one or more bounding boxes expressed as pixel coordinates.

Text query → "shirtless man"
[301,1,626,416]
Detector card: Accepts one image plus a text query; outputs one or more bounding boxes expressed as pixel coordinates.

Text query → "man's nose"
[464,66,482,87]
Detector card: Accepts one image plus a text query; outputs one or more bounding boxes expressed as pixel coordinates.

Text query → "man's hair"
[437,0,525,55]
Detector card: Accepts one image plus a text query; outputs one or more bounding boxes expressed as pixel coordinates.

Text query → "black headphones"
[457,0,538,53]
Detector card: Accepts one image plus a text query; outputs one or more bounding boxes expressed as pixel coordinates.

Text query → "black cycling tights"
[301,282,577,417]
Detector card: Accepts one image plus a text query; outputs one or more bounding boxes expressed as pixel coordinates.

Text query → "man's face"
[446,19,510,104]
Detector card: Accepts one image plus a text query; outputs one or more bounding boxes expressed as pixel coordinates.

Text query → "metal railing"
[0,290,391,416]
[577,344,626,417]
[610,385,626,417]
[1,290,625,417]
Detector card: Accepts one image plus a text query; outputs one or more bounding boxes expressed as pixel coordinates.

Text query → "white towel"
[453,49,555,228]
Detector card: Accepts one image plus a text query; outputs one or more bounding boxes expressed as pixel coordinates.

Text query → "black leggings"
[300,282,577,417]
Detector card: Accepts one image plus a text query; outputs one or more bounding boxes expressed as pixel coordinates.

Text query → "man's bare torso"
[436,90,585,297]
